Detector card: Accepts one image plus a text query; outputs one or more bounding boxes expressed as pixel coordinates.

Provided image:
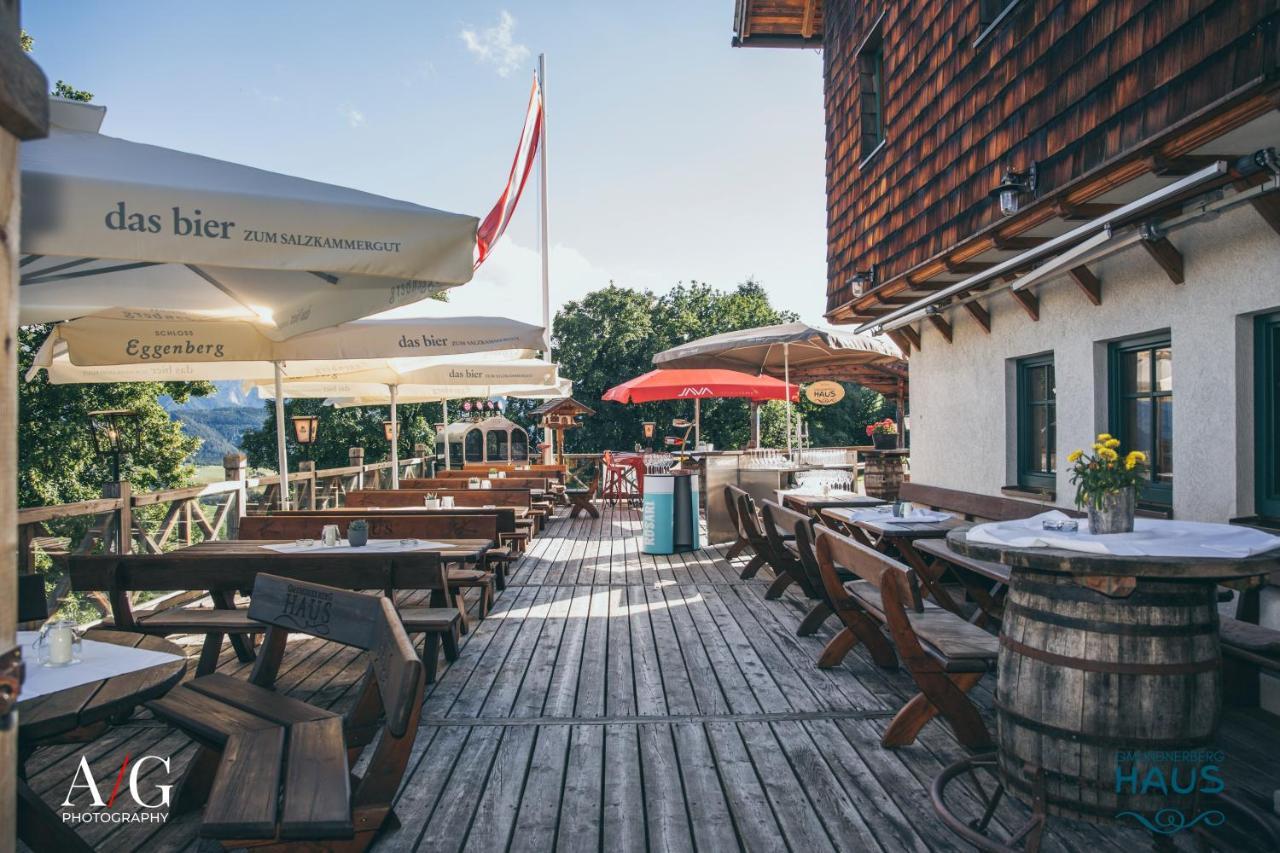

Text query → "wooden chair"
[566,468,601,519]
[722,485,752,561]
[728,486,793,582]
[762,501,846,636]
[814,527,996,750]
[148,574,424,850]
[759,500,818,601]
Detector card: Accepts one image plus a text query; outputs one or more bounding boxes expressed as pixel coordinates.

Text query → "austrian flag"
[474,73,543,269]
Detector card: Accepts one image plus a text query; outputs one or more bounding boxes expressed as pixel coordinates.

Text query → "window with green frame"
[1109,334,1172,506]
[1257,312,1280,519]
[1016,354,1056,490]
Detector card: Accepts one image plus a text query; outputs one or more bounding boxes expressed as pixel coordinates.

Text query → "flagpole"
[538,52,554,464]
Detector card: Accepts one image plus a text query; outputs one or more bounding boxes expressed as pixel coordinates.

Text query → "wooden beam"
[1145,153,1224,176]
[1009,288,1040,321]
[944,260,995,275]
[901,325,922,351]
[800,0,819,38]
[1141,236,1185,284]
[991,235,1049,251]
[886,329,912,355]
[1055,201,1121,220]
[927,314,953,343]
[1068,265,1102,305]
[963,300,991,333]
[1249,193,1280,237]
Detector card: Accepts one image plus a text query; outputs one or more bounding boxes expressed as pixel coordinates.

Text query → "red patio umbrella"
[602,368,797,447]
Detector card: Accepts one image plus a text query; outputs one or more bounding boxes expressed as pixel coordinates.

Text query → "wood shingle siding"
[819,0,1280,319]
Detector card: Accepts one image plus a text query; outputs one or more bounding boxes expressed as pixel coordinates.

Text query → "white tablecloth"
[967,511,1280,558]
[18,632,184,702]
[829,507,951,524]
[261,538,453,554]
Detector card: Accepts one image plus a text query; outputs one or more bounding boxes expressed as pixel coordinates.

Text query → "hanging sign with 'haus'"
[805,381,845,406]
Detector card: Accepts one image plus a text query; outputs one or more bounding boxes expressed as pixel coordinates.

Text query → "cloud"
[339,105,365,128]
[460,11,531,78]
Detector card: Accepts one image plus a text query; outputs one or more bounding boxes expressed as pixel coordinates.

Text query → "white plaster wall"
[908,203,1280,522]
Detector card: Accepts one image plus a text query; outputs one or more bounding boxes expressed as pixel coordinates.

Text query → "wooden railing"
[17,445,434,621]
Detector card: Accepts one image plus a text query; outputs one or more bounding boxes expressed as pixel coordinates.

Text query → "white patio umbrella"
[252,355,561,484]
[19,98,479,339]
[27,315,545,501]
[653,322,907,452]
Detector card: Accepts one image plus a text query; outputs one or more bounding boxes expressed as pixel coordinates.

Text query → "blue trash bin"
[643,473,699,554]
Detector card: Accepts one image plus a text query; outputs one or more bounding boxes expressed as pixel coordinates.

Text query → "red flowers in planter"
[866,418,898,437]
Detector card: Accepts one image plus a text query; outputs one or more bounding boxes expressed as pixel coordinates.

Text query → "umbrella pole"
[390,384,400,489]
[694,398,701,449]
[784,343,792,457]
[274,362,290,510]
[442,395,451,471]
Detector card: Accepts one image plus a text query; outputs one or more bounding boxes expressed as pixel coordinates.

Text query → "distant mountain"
[161,379,262,412]
[171,406,269,465]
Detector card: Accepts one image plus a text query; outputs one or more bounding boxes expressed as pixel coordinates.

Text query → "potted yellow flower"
[1066,434,1149,534]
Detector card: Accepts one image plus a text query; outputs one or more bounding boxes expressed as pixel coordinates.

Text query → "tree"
[551,278,898,453]
[16,34,215,507]
[18,327,214,506]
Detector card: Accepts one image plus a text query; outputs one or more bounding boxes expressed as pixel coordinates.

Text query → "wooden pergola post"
[0,2,48,847]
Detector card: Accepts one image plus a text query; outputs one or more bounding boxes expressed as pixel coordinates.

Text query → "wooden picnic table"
[820,508,968,614]
[18,630,186,853]
[780,491,884,516]
[71,539,490,670]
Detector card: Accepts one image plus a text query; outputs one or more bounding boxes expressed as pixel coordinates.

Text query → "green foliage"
[20,29,33,53]
[18,326,215,507]
[53,80,93,102]
[551,278,899,453]
[241,397,449,471]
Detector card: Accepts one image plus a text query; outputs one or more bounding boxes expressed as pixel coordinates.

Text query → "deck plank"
[24,504,1280,853]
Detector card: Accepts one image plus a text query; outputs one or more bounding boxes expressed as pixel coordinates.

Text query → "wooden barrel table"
[948,528,1280,826]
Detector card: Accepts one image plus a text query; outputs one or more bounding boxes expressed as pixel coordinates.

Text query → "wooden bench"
[1221,580,1280,706]
[270,506,528,553]
[346,488,540,537]
[70,551,461,683]
[814,526,997,749]
[148,574,423,849]
[763,501,852,637]
[401,477,556,521]
[760,501,822,602]
[725,486,792,582]
[722,485,752,562]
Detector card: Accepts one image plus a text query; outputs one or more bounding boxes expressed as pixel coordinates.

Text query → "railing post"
[299,460,317,510]
[350,446,365,490]
[224,453,247,538]
[102,480,133,555]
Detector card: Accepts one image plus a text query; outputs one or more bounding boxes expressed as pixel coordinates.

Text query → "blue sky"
[23,1,828,325]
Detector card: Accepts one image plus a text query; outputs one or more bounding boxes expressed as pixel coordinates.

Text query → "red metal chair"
[601,451,641,506]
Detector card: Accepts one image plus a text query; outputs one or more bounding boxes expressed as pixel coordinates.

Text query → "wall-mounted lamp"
[642,421,656,439]
[850,264,878,296]
[291,414,320,446]
[991,163,1038,216]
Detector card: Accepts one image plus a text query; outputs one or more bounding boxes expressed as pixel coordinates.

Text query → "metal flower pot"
[1086,487,1136,534]
[872,432,897,450]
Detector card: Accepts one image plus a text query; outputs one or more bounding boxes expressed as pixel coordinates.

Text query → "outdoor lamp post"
[642,421,655,439]
[290,413,320,460]
[87,408,138,483]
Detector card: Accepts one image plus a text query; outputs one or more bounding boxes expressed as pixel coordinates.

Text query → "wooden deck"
[23,505,1280,851]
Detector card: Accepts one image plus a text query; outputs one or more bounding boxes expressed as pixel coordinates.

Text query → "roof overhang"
[829,79,1280,340]
[732,0,823,48]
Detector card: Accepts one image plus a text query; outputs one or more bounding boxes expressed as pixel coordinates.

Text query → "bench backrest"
[401,476,549,492]
[899,482,1067,522]
[238,513,498,543]
[248,573,422,739]
[814,525,922,614]
[463,462,566,478]
[269,507,516,534]
[347,488,532,509]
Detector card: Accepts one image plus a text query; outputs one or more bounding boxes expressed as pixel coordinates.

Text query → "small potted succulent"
[866,418,899,450]
[1067,434,1149,534]
[346,519,369,547]
[423,492,440,510]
